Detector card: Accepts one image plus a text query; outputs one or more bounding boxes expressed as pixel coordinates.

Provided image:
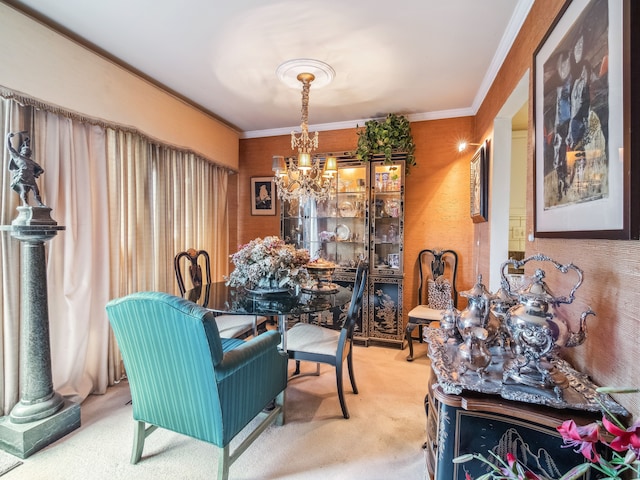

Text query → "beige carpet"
[0,450,21,477]
[3,343,433,480]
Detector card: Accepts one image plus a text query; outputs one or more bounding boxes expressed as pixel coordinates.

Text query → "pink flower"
[602,416,640,454]
[557,419,601,462]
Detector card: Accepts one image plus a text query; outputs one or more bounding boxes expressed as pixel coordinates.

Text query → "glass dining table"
[185,282,353,350]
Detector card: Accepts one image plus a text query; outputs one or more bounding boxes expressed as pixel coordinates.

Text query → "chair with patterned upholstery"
[406,248,458,361]
[285,261,367,419]
[174,248,267,338]
[106,291,288,480]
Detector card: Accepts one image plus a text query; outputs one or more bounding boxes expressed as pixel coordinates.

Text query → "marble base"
[11,206,58,226]
[0,400,80,459]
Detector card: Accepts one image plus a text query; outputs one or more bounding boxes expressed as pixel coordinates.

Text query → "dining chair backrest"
[417,248,458,308]
[174,248,212,296]
[343,261,368,335]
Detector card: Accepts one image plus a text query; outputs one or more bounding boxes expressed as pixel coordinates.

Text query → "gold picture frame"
[250,177,276,216]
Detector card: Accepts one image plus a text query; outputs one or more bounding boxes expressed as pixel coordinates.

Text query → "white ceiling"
[7,0,533,138]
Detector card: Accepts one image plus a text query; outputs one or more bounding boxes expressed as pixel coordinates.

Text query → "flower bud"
[452,454,475,464]
[623,448,637,464]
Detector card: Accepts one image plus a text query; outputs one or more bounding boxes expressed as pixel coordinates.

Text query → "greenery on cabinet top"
[355,114,416,174]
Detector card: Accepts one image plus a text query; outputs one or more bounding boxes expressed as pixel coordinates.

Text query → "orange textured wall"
[476,0,639,418]
[405,118,476,312]
[238,117,476,326]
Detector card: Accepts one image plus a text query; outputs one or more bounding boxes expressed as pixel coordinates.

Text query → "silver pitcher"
[457,326,492,378]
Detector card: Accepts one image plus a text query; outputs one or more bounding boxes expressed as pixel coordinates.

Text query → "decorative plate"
[335,224,351,241]
[339,201,357,217]
[384,199,400,218]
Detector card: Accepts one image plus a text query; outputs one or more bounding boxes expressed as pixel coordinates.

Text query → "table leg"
[278,314,287,351]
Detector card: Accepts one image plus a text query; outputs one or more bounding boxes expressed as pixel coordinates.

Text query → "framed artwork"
[250,177,276,216]
[470,142,488,223]
[534,0,639,239]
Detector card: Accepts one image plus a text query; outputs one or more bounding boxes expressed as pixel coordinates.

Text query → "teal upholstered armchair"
[106,291,288,480]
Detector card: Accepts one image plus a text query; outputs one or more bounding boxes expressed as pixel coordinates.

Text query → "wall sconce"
[458,141,482,152]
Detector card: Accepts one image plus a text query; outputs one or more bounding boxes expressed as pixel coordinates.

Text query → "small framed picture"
[250,177,276,216]
[387,253,400,269]
[470,142,489,223]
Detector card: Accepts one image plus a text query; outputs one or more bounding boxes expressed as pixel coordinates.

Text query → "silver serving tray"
[424,328,628,416]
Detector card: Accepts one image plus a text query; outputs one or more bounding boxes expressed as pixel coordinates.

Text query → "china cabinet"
[280,153,406,346]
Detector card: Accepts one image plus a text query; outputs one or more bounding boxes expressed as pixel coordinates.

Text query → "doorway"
[488,71,529,292]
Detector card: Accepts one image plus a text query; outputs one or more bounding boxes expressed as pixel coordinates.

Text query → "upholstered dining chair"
[106,291,288,480]
[406,248,458,361]
[174,248,268,338]
[285,261,368,419]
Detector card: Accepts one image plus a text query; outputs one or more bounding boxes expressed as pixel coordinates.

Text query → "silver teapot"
[457,275,501,345]
[501,254,595,392]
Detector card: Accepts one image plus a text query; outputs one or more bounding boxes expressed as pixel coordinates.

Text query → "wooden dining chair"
[285,261,368,419]
[174,248,267,339]
[406,248,458,361]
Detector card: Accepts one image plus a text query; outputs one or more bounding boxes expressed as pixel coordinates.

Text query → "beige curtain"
[0,95,230,413]
[106,133,229,381]
[35,111,112,400]
[149,145,229,287]
[0,99,26,413]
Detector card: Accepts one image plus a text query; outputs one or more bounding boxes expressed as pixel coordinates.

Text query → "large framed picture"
[470,142,489,223]
[534,0,639,239]
[250,177,276,216]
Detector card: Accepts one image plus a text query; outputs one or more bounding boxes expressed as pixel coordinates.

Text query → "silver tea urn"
[501,254,595,394]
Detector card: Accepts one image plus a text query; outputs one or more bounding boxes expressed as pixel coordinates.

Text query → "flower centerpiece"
[225,236,310,291]
[453,387,640,480]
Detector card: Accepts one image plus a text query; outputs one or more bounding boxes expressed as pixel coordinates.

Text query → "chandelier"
[272,60,336,203]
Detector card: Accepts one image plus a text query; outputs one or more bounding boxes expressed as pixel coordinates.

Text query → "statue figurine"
[7,131,45,207]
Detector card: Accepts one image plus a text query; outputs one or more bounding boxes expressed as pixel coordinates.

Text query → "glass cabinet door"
[329,163,367,270]
[370,161,404,276]
[281,161,367,272]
